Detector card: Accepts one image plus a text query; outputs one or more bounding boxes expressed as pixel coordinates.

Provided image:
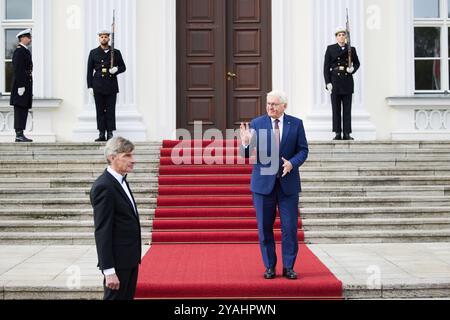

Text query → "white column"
[73,0,147,142]
[156,0,177,141]
[395,0,415,96]
[32,0,53,98]
[271,0,305,118]
[306,0,376,140]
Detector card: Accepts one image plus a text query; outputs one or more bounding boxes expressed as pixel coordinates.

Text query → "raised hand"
[240,122,252,146]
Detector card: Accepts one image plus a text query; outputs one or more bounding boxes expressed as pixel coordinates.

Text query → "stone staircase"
[0,141,450,244]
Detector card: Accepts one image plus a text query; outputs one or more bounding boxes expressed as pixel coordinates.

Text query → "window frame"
[0,0,34,95]
[414,0,450,93]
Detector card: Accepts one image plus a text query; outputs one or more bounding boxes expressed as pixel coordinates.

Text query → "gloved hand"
[88,88,94,96]
[347,66,355,74]
[326,83,333,94]
[109,67,118,75]
[18,87,25,96]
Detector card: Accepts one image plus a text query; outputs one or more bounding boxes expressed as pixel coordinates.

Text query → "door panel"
[177,0,271,134]
[177,0,226,133]
[226,0,271,128]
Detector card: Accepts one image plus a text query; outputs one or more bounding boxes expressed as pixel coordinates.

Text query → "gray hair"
[104,136,135,164]
[267,90,288,105]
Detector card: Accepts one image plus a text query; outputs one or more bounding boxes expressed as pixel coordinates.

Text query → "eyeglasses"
[267,102,283,107]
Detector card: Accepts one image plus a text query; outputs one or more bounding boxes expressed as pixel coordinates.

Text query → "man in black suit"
[90,136,141,300]
[324,26,360,141]
[87,30,126,142]
[10,29,33,143]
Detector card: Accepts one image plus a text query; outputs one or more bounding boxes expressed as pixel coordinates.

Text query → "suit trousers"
[252,179,299,270]
[331,93,353,135]
[14,106,29,131]
[103,266,139,300]
[94,92,117,132]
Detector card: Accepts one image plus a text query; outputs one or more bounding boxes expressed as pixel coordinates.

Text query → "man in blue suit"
[240,90,309,280]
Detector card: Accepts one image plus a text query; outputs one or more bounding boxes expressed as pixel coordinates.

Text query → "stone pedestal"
[0,97,61,142]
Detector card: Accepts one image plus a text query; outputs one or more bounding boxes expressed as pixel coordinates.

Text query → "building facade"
[0,0,449,142]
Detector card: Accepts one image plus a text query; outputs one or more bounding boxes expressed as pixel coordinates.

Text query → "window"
[1,0,33,94]
[414,0,450,92]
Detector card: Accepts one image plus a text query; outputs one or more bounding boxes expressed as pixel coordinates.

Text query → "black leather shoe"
[343,134,354,141]
[95,132,106,142]
[333,133,342,141]
[283,268,297,280]
[15,131,33,143]
[107,131,114,141]
[264,268,276,280]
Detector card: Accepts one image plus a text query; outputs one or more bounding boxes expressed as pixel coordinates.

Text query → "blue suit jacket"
[241,114,309,196]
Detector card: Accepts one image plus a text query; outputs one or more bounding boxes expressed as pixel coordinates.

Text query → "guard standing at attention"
[87,30,126,142]
[10,29,33,143]
[324,26,360,141]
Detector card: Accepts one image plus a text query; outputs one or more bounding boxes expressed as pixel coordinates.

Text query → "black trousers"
[331,93,352,134]
[103,266,139,300]
[14,106,30,131]
[94,92,117,132]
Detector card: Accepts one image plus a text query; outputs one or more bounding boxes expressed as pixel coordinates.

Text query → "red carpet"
[136,140,343,299]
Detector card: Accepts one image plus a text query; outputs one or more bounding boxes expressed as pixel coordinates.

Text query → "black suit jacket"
[87,46,126,95]
[90,170,141,271]
[323,43,360,95]
[9,45,33,108]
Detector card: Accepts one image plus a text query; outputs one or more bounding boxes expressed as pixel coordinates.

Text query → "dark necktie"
[122,175,127,184]
[274,119,280,151]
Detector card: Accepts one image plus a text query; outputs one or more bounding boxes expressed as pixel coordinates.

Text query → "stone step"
[301,177,450,187]
[0,153,159,161]
[0,142,162,151]
[1,140,450,148]
[304,229,450,243]
[0,178,158,188]
[0,198,157,209]
[301,207,450,219]
[2,166,450,178]
[2,176,450,188]
[0,160,160,170]
[0,168,160,178]
[2,196,448,209]
[0,185,448,199]
[0,220,152,233]
[0,217,448,233]
[299,196,450,208]
[2,282,450,300]
[2,153,449,162]
[0,207,449,221]
[1,159,449,169]
[343,283,450,300]
[1,142,449,153]
[309,141,450,149]
[0,145,449,158]
[0,232,152,245]
[302,218,450,231]
[0,209,155,220]
[1,229,449,245]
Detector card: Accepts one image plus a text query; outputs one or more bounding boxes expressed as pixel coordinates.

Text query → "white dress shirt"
[103,167,137,276]
[271,114,284,143]
[242,114,285,148]
[107,167,137,214]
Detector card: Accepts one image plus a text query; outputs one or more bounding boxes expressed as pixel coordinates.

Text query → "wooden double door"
[176,0,272,135]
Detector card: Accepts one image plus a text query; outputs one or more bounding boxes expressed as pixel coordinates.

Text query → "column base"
[72,109,148,142]
[305,111,377,141]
